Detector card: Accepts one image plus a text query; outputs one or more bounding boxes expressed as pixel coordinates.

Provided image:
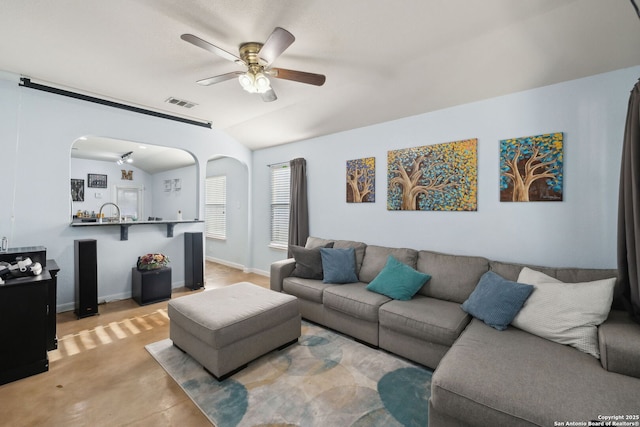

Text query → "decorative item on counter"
[6,257,43,277]
[177,210,183,221]
[1,236,8,252]
[137,253,170,270]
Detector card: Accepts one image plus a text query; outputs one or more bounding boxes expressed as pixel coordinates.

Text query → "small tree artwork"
[387,139,477,211]
[500,132,563,202]
[346,157,375,203]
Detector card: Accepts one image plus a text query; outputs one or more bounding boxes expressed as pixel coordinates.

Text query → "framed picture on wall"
[88,173,108,188]
[71,179,85,202]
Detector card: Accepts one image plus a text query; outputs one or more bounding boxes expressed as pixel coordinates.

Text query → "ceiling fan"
[181,27,326,102]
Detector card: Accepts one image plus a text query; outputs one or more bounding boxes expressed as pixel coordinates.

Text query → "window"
[205,175,226,239]
[270,164,290,247]
[113,185,143,220]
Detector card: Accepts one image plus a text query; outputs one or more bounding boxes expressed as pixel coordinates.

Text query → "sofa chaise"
[270,236,640,426]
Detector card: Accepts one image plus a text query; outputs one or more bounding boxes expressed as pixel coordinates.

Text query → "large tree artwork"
[387,139,477,211]
[347,157,375,203]
[500,132,563,202]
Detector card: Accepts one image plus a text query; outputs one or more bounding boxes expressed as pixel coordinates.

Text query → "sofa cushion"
[282,277,335,304]
[416,250,489,303]
[461,271,533,331]
[289,243,333,279]
[513,267,615,359]
[366,255,430,300]
[323,283,391,322]
[431,319,640,426]
[320,247,359,284]
[305,236,335,249]
[379,295,470,347]
[358,245,418,283]
[490,260,618,287]
[305,236,367,274]
[489,260,556,282]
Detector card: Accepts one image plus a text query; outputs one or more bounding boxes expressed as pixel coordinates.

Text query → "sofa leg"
[355,338,379,349]
[276,338,298,351]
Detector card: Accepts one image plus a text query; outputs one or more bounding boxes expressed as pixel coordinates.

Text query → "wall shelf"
[70,219,203,241]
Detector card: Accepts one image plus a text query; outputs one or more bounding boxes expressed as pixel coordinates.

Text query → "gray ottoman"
[168,282,300,380]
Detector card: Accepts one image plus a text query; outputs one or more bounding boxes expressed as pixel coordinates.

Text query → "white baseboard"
[205,256,246,271]
[205,256,270,277]
[247,268,269,277]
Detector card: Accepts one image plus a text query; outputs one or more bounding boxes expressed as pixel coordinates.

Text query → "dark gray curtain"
[617,78,640,324]
[288,158,309,255]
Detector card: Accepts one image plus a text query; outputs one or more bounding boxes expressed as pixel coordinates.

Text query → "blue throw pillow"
[366,255,431,300]
[461,271,534,331]
[320,247,359,284]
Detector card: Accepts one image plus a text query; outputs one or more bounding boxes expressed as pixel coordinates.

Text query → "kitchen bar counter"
[70,219,203,240]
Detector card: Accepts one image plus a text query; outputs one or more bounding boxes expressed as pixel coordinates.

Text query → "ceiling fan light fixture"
[238,70,271,94]
[254,72,271,93]
[239,72,257,93]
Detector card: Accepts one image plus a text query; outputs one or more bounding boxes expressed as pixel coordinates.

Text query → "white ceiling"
[71,136,196,174]
[1,0,639,153]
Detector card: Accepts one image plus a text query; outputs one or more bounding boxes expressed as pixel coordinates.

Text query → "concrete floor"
[0,262,270,426]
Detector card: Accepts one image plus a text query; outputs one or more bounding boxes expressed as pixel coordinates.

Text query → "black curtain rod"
[19,78,212,129]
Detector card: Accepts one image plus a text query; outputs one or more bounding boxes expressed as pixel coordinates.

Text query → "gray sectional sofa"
[270,236,640,426]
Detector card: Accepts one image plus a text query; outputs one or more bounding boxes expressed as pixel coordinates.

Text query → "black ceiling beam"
[19,77,212,129]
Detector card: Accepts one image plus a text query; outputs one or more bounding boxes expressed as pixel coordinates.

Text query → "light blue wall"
[0,73,251,311]
[205,157,249,269]
[2,65,639,307]
[251,66,640,274]
[151,164,199,221]
[70,158,154,218]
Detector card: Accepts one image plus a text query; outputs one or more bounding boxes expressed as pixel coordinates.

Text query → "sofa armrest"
[598,309,640,379]
[270,258,296,292]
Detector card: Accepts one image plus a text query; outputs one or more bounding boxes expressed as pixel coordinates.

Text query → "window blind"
[205,175,226,239]
[271,164,290,247]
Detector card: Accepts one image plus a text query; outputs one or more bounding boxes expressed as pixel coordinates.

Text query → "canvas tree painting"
[347,157,375,203]
[500,132,563,202]
[387,139,477,211]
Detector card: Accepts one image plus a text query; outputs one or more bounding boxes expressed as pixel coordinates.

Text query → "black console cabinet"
[0,248,59,352]
[132,267,171,305]
[0,272,51,385]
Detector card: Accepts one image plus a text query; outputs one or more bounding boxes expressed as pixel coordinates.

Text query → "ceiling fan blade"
[196,72,243,86]
[269,68,326,86]
[181,34,244,65]
[259,27,295,65]
[261,88,277,102]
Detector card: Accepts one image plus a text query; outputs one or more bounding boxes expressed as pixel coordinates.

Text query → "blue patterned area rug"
[146,322,432,427]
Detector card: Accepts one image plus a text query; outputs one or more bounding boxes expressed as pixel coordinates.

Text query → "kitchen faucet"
[98,202,121,223]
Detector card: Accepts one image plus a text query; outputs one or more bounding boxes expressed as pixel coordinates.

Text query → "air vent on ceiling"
[164,97,198,109]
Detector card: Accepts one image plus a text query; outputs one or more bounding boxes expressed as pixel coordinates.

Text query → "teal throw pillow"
[366,255,431,300]
[320,247,359,284]
[461,271,534,331]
